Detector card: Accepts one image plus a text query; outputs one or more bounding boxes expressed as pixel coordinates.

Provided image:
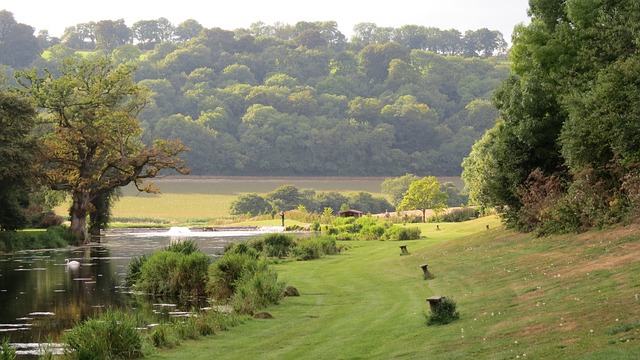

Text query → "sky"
[3,0,530,44]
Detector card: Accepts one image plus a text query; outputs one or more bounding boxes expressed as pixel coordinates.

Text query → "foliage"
[424,297,460,326]
[0,90,37,231]
[1,9,511,179]
[135,245,210,302]
[231,267,285,315]
[262,233,295,258]
[206,249,262,300]
[0,10,40,68]
[14,57,189,243]
[381,173,421,207]
[88,187,121,236]
[429,207,479,223]
[0,226,74,252]
[463,0,640,234]
[165,239,200,255]
[228,185,391,218]
[381,225,421,241]
[291,236,339,260]
[229,193,272,217]
[0,338,16,360]
[397,176,448,222]
[63,310,144,360]
[125,254,148,287]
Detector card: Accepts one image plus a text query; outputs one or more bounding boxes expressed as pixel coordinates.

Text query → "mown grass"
[147,217,640,359]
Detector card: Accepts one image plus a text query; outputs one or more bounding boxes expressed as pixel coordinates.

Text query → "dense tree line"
[0,9,508,177]
[462,0,640,234]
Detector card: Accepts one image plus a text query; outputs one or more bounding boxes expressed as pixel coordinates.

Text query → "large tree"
[0,90,37,231]
[15,57,189,242]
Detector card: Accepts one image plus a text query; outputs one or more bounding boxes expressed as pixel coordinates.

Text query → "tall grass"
[63,310,144,360]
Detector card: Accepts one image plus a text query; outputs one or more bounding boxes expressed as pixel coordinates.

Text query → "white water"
[128,226,285,238]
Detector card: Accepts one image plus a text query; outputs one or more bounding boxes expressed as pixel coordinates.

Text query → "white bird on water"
[65,259,80,268]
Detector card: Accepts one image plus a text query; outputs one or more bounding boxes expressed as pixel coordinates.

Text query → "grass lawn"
[148,217,640,359]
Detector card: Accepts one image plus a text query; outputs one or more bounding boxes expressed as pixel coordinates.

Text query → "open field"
[149,217,640,359]
[55,176,464,222]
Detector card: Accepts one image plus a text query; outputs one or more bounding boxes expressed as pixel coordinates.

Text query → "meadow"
[56,176,463,223]
[148,217,640,359]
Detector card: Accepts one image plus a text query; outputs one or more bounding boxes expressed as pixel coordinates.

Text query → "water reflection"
[0,228,280,353]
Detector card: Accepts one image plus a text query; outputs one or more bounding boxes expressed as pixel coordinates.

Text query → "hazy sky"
[4,0,530,44]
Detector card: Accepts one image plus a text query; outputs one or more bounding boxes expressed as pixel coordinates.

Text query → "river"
[0,227,281,356]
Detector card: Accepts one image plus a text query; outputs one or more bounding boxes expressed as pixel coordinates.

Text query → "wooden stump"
[426,296,445,312]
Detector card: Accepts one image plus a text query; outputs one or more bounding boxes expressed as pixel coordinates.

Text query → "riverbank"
[148,217,640,359]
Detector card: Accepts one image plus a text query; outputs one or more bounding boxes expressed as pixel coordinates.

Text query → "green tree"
[95,19,132,52]
[0,10,40,68]
[15,57,189,242]
[131,18,174,49]
[175,19,203,43]
[381,173,420,207]
[397,176,448,222]
[358,42,409,81]
[0,90,37,231]
[229,193,272,216]
[267,185,302,211]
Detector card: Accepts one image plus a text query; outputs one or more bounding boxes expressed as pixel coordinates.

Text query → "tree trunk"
[422,209,426,223]
[70,191,91,244]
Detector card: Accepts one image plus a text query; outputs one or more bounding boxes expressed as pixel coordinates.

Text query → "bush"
[424,297,460,326]
[136,250,211,302]
[231,268,285,315]
[0,226,74,252]
[262,233,294,258]
[63,310,144,359]
[359,224,386,240]
[431,207,479,222]
[207,252,262,300]
[382,226,421,240]
[292,236,339,260]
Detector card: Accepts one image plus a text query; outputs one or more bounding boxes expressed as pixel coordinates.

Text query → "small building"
[339,209,364,218]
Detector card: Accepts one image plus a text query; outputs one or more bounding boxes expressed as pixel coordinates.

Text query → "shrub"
[292,236,339,260]
[231,268,285,315]
[424,297,460,326]
[63,310,144,359]
[136,250,211,302]
[207,252,262,300]
[432,207,479,222]
[382,226,421,240]
[359,224,386,240]
[0,226,74,252]
[262,233,294,258]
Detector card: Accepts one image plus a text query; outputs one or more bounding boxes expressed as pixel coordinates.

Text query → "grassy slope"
[149,217,640,359]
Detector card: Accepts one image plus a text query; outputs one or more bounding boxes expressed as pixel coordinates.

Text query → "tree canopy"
[463,0,640,234]
[0,11,511,178]
[397,176,448,222]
